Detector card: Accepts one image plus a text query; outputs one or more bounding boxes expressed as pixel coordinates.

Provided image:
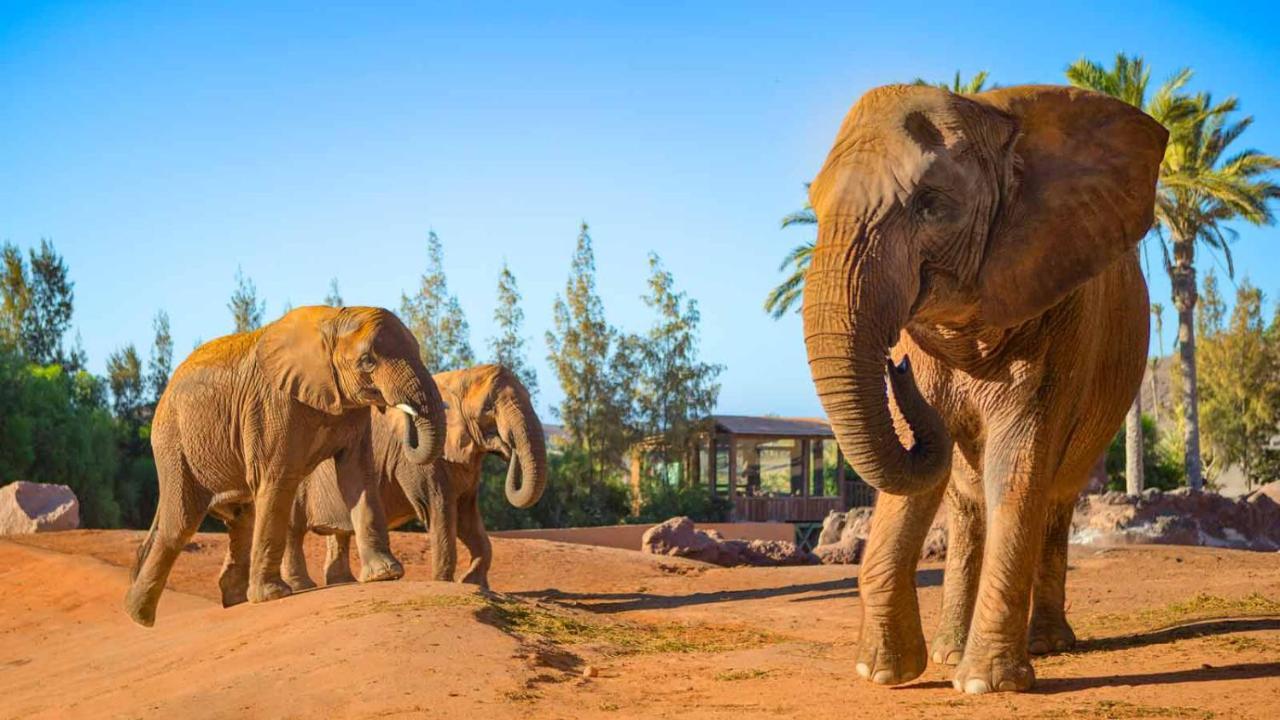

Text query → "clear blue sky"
[2,1,1278,419]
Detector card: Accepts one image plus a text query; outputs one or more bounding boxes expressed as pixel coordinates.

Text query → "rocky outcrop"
[641,517,818,567]
[0,481,80,535]
[813,507,948,564]
[1072,486,1280,551]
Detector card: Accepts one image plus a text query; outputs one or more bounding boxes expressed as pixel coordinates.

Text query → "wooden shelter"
[630,415,876,523]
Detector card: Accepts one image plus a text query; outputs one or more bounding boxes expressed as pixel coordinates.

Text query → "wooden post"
[707,433,717,493]
[836,446,847,504]
[727,436,738,498]
[799,439,811,497]
[811,439,824,496]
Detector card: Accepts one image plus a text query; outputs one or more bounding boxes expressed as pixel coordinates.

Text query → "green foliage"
[633,253,722,464]
[631,476,732,524]
[764,187,815,320]
[479,448,632,530]
[0,348,121,527]
[1106,413,1184,492]
[400,230,475,371]
[1,239,80,367]
[546,222,637,487]
[147,310,172,405]
[912,69,992,94]
[228,266,266,333]
[487,262,538,399]
[324,277,343,307]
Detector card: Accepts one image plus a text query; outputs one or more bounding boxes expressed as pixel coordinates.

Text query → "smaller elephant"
[285,364,546,589]
[125,306,447,626]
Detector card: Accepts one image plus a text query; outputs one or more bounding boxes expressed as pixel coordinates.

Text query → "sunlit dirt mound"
[3,531,1279,719]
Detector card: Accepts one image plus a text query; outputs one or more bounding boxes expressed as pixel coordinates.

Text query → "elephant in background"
[125,306,447,627]
[801,85,1166,692]
[285,364,546,589]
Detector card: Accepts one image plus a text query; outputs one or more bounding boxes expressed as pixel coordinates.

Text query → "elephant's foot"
[324,562,357,586]
[359,553,405,583]
[247,578,293,604]
[124,587,157,628]
[460,565,489,589]
[1028,614,1076,656]
[854,615,928,686]
[929,624,968,666]
[284,572,317,592]
[218,565,250,607]
[952,645,1035,694]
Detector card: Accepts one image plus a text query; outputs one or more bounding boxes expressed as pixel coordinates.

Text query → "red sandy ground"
[2,530,1278,719]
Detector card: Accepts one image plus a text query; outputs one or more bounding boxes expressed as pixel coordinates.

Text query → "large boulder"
[641,517,818,567]
[0,481,80,535]
[813,507,948,564]
[1072,488,1280,551]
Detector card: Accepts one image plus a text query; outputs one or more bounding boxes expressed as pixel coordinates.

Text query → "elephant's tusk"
[395,403,419,417]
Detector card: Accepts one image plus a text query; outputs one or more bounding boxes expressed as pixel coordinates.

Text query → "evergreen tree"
[147,310,173,405]
[546,222,636,486]
[400,230,474,371]
[487,262,538,398]
[106,344,146,427]
[634,253,722,470]
[0,243,29,350]
[228,266,266,333]
[324,277,343,307]
[0,240,78,365]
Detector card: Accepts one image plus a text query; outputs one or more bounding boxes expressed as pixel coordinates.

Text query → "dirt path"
[2,531,1278,719]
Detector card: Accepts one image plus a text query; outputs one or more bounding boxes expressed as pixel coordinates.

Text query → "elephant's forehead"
[812,137,933,219]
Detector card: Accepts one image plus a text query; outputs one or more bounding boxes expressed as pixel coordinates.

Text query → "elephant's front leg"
[930,473,984,666]
[218,503,255,607]
[456,489,492,588]
[336,439,404,584]
[855,480,947,685]
[1028,498,1078,655]
[952,427,1054,694]
[247,475,303,604]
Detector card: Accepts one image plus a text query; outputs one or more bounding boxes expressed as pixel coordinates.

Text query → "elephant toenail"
[998,680,1019,691]
[871,669,896,685]
[963,678,991,694]
[855,662,871,679]
[944,651,962,665]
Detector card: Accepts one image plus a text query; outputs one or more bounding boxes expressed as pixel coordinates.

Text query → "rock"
[641,517,818,567]
[812,507,947,564]
[0,481,80,535]
[1072,488,1280,551]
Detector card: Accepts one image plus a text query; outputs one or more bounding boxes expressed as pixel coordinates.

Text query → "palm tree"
[1068,54,1280,491]
[1150,303,1164,425]
[765,71,993,320]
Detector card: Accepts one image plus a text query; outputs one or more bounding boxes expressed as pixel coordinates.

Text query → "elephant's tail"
[130,513,159,583]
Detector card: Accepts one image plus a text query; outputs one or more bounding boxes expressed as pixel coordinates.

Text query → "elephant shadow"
[515,568,944,614]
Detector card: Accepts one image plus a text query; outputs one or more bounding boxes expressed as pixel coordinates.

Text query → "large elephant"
[802,85,1166,693]
[284,364,546,589]
[124,306,447,627]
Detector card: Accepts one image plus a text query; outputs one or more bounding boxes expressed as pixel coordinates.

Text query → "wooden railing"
[732,495,848,523]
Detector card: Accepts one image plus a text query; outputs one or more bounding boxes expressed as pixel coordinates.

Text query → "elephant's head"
[802,84,1167,496]
[257,305,447,466]
[437,364,547,508]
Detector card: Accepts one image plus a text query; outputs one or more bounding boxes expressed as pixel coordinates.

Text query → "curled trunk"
[500,397,547,508]
[399,378,447,466]
[801,221,952,496]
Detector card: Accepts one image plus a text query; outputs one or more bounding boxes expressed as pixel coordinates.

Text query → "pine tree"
[634,253,722,469]
[1,239,78,365]
[147,310,173,405]
[546,222,636,485]
[106,344,145,426]
[228,266,266,333]
[400,230,474,371]
[324,278,343,307]
[487,261,538,398]
[0,242,29,350]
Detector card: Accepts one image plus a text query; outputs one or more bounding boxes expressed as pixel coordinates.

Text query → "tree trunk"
[1125,395,1144,495]
[1170,235,1204,492]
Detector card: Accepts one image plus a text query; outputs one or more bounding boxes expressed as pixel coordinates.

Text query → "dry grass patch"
[1087,592,1280,631]
[1034,700,1214,719]
[336,593,486,619]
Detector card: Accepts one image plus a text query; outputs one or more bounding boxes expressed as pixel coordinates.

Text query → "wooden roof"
[710,415,834,438]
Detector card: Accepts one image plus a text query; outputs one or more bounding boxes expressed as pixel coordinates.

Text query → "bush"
[480,446,632,531]
[1106,413,1184,492]
[631,476,732,524]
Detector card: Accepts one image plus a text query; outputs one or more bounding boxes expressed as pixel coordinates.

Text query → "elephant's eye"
[357,354,376,373]
[912,189,950,223]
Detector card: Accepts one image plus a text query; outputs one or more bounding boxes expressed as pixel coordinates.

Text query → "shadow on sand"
[516,568,944,613]
[1035,661,1280,693]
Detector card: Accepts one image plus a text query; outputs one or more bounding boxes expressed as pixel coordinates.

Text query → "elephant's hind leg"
[855,480,947,686]
[456,490,492,588]
[1029,499,1078,655]
[124,452,209,627]
[282,500,317,591]
[218,503,255,607]
[931,477,984,666]
[324,534,358,585]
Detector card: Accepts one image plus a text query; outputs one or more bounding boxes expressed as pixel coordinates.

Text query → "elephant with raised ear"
[285,364,546,589]
[802,85,1166,693]
[124,306,447,627]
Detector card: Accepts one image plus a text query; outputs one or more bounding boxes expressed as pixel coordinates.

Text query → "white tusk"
[395,403,418,418]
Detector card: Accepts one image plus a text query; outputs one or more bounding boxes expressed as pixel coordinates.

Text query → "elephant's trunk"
[802,220,952,496]
[500,397,547,508]
[395,371,447,466]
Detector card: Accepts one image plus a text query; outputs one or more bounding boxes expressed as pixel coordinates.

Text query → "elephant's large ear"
[974,86,1168,328]
[256,307,345,415]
